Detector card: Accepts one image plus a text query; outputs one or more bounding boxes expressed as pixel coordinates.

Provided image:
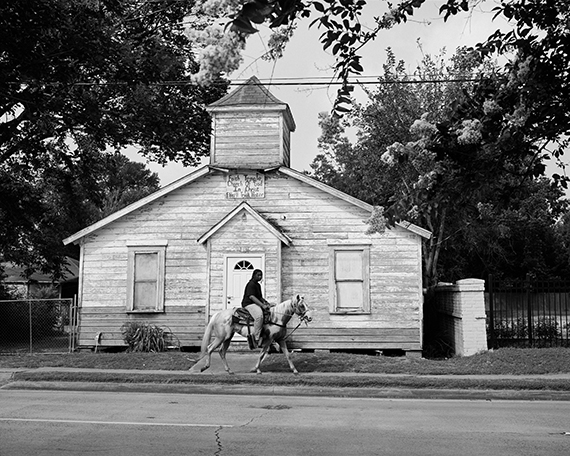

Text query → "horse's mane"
[269,296,295,319]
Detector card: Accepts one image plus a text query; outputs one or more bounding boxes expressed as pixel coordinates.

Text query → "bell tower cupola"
[206,76,296,169]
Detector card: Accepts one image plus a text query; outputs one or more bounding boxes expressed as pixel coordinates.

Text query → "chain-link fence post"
[28,298,33,354]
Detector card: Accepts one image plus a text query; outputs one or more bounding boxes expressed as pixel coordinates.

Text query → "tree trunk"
[423,206,447,287]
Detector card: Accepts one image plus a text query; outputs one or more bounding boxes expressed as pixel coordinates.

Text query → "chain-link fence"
[0,298,77,354]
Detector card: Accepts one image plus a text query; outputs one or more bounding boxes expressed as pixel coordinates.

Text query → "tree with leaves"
[0,0,227,279]
[312,46,569,285]
[0,143,160,281]
[440,178,569,282]
[1,0,228,168]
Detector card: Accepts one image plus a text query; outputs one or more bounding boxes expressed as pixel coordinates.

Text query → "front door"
[225,255,264,309]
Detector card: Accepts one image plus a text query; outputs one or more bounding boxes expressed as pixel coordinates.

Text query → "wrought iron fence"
[0,298,78,354]
[487,276,570,348]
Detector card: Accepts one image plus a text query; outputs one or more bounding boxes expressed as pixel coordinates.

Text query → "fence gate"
[0,298,78,354]
[487,276,570,348]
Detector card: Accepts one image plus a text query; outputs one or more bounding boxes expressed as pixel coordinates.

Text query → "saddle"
[231,306,271,326]
[232,307,254,325]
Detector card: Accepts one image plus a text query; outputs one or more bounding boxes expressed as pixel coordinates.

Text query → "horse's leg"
[252,343,271,374]
[200,337,224,372]
[218,337,234,375]
[279,340,299,375]
[189,342,213,371]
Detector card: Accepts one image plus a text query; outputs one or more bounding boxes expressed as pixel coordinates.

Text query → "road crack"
[214,407,280,454]
[214,425,223,456]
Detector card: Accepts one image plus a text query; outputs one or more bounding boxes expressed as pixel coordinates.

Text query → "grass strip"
[11,371,570,391]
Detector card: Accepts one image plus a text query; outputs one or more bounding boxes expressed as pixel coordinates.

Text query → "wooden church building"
[64,77,430,356]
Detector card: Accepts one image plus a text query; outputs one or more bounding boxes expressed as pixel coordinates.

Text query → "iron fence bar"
[526,277,533,346]
[564,293,570,342]
[484,278,570,347]
[488,275,496,348]
[552,285,557,345]
[566,292,569,342]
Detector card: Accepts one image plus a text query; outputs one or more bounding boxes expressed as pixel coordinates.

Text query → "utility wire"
[4,76,492,88]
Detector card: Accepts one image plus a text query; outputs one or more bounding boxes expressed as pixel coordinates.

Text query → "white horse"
[191,295,311,375]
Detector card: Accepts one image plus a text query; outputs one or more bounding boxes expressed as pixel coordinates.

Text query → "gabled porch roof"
[197,201,292,246]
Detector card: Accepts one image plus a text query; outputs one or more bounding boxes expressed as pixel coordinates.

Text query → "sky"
[125,1,513,187]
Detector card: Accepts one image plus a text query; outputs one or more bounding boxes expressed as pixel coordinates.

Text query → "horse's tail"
[199,314,216,356]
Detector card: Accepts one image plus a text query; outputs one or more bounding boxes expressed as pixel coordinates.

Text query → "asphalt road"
[1,389,569,456]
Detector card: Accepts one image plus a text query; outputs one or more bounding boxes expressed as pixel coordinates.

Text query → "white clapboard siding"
[210,112,289,168]
[75,168,423,352]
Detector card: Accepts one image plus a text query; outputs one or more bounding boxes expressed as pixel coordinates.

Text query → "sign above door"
[226,173,264,199]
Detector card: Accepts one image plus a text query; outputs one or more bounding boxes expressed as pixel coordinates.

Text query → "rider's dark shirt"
[241,279,263,307]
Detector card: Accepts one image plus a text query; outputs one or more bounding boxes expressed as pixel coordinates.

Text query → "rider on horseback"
[241,269,270,349]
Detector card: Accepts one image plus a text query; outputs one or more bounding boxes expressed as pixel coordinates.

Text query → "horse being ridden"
[191,295,311,375]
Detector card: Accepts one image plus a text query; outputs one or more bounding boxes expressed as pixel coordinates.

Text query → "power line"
[4,76,492,88]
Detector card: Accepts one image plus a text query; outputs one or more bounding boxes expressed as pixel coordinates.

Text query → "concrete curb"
[2,365,570,401]
[2,350,570,401]
[3,379,570,401]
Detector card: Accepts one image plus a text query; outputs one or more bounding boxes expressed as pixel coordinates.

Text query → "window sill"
[126,310,165,314]
[330,311,370,315]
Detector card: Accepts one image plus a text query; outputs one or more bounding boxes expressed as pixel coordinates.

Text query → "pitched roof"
[63,166,211,245]
[207,76,296,132]
[63,165,430,245]
[279,168,431,239]
[2,257,79,284]
[208,76,285,107]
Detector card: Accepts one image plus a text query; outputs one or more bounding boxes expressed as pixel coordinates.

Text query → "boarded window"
[134,253,158,310]
[126,243,166,312]
[329,246,370,313]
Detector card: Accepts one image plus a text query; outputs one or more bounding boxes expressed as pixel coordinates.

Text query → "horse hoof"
[256,370,262,375]
[293,370,299,375]
[227,371,235,375]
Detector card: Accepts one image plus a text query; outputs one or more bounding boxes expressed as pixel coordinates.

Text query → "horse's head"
[292,295,312,324]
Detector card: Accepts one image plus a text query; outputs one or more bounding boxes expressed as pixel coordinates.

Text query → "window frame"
[126,240,167,313]
[328,244,370,315]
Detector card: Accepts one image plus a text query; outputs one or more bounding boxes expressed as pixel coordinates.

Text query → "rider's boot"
[247,334,257,350]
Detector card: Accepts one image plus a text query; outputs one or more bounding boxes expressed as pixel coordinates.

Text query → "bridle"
[269,296,312,339]
[295,299,312,324]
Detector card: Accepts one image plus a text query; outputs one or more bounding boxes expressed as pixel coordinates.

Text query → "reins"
[283,320,303,340]
[267,300,309,340]
[267,316,303,340]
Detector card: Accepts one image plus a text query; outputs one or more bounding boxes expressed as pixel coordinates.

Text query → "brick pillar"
[455,278,487,356]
